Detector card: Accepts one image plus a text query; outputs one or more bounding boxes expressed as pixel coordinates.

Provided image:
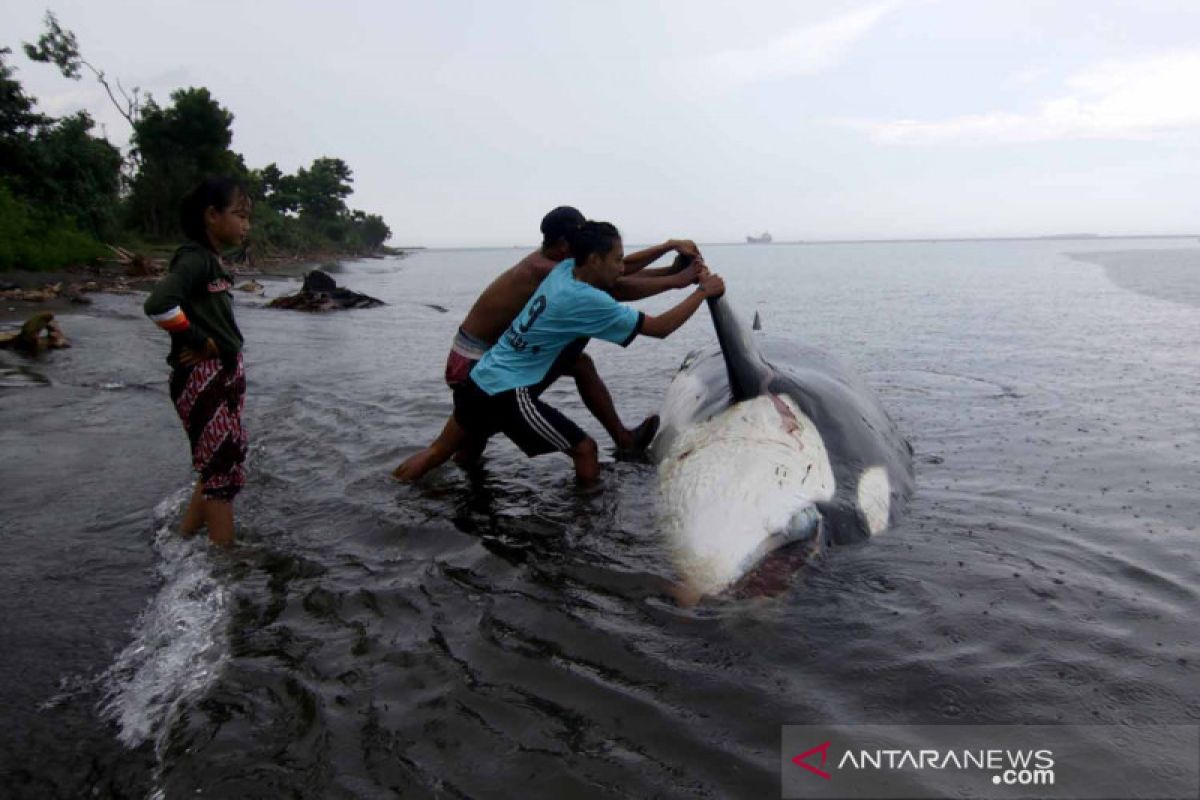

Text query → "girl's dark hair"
[567,220,621,264]
[180,177,248,249]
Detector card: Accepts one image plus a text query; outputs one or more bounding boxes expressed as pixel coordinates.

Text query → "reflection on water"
[1,240,1198,798]
[0,363,49,387]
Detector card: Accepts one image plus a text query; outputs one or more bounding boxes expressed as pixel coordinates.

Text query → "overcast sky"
[5,0,1200,246]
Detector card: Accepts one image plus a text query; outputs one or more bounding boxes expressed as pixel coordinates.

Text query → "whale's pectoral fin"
[815,501,868,545]
[813,467,893,545]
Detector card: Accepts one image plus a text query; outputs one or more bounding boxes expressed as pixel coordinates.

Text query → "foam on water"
[99,488,231,754]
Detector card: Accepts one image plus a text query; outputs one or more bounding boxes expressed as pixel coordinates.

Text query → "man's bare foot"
[615,414,660,461]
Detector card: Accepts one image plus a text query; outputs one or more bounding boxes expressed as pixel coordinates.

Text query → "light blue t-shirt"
[470,259,642,395]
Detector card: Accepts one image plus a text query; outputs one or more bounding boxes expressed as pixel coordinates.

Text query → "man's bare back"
[459,249,559,345]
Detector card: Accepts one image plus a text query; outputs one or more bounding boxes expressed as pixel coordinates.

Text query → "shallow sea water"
[0,239,1197,798]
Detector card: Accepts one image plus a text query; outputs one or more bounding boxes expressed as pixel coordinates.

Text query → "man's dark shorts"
[453,378,587,457]
[450,337,592,456]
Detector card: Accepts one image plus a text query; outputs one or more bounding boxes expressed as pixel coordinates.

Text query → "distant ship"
[746,231,773,244]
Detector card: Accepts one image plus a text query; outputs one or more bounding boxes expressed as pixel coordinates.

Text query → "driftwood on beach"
[107,245,166,277]
[0,280,103,303]
[0,312,70,352]
[267,270,385,312]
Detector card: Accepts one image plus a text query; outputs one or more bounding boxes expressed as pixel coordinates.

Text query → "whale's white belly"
[656,394,835,596]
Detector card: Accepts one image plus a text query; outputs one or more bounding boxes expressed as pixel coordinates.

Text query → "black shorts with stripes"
[453,377,587,457]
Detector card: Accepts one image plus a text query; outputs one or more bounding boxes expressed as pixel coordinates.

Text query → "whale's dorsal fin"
[707,295,772,402]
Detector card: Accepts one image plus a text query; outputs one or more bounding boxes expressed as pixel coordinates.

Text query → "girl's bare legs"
[204,499,235,548]
[180,478,206,536]
[179,478,235,547]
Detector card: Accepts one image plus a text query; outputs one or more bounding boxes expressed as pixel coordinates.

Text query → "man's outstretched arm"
[611,262,700,302]
[640,272,725,339]
[623,239,700,276]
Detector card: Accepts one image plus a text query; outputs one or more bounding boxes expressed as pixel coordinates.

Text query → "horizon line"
[396,232,1200,251]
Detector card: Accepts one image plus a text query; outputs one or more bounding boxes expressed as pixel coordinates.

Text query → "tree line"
[1,12,392,271]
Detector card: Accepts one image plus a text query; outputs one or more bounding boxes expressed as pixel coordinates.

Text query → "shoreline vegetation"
[1,12,398,299]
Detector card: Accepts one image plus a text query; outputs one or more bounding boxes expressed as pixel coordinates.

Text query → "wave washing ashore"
[99,491,231,757]
[1,236,1198,797]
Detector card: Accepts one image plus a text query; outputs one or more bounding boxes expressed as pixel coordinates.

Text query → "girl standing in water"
[144,177,250,547]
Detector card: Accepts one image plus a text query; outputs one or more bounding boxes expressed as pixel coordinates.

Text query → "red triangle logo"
[792,740,833,780]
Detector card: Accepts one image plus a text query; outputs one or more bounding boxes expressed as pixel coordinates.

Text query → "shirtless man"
[436,206,701,465]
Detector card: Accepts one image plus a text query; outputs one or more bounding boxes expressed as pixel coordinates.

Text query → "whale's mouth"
[728,505,827,598]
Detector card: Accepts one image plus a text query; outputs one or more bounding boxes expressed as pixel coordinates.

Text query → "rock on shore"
[267,270,385,311]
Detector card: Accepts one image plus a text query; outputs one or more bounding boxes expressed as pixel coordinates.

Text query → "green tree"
[0,48,46,137]
[244,157,392,254]
[256,162,300,214]
[257,163,283,197]
[0,183,107,270]
[126,87,242,237]
[351,211,391,249]
[0,48,48,192]
[293,157,353,221]
[8,21,396,263]
[0,48,119,267]
[26,111,122,237]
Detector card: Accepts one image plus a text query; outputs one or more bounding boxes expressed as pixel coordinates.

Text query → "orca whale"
[649,296,914,599]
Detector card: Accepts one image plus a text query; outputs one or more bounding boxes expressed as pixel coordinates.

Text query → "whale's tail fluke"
[706,295,772,403]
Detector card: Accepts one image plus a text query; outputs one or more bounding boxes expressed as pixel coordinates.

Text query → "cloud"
[1011,65,1049,86]
[842,50,1200,145]
[693,2,900,88]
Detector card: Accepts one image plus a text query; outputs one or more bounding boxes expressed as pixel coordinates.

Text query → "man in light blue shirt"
[470,257,643,394]
[395,221,725,484]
